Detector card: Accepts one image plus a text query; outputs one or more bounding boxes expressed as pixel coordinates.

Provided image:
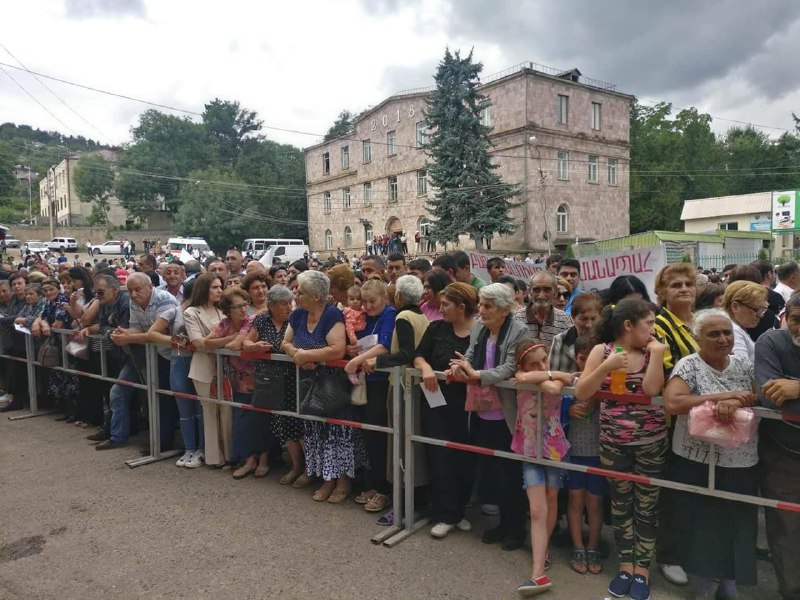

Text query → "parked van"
[166,237,211,257]
[259,244,310,267]
[243,238,304,259]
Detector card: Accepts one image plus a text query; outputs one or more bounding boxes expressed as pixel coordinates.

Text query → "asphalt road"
[0,412,782,600]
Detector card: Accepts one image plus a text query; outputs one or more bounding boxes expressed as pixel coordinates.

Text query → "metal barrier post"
[384,368,429,547]
[371,366,404,545]
[8,332,51,420]
[707,443,717,491]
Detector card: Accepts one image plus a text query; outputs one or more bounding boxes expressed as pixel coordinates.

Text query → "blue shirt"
[564,287,584,316]
[358,303,397,382]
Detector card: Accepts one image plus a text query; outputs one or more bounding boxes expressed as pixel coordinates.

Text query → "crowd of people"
[1,246,800,599]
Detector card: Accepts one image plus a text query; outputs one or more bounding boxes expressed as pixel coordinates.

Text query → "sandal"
[586,549,603,574]
[253,464,269,478]
[355,489,378,505]
[233,463,256,479]
[280,470,302,485]
[292,473,313,489]
[570,548,588,574]
[327,485,351,504]
[364,493,391,513]
[376,509,395,526]
[312,482,335,502]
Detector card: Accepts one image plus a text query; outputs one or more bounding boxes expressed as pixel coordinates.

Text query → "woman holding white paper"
[413,282,479,538]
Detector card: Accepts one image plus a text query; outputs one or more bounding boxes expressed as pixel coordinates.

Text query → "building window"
[387,130,397,156]
[364,224,373,244]
[342,187,351,210]
[556,204,569,234]
[323,191,331,214]
[363,181,372,205]
[416,121,428,147]
[341,146,349,170]
[557,94,569,125]
[588,155,599,183]
[607,158,618,186]
[557,151,569,180]
[362,139,372,163]
[388,176,398,202]
[417,170,427,195]
[324,229,333,250]
[322,152,330,175]
[718,222,739,231]
[418,216,431,237]
[480,105,492,128]
[344,226,353,248]
[591,102,602,130]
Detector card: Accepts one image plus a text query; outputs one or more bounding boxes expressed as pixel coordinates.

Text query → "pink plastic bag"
[687,401,757,449]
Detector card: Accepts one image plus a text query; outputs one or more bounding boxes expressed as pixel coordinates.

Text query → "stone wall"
[7,227,175,249]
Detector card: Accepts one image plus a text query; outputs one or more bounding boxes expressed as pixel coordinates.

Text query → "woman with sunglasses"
[722,281,767,362]
[554,277,572,313]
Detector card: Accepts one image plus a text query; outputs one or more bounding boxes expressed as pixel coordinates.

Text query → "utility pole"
[27,169,32,223]
[48,166,56,239]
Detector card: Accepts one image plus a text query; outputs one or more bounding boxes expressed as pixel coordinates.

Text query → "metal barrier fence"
[3,328,800,549]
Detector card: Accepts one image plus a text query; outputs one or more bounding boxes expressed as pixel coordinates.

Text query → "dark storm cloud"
[425,0,800,98]
[64,0,146,19]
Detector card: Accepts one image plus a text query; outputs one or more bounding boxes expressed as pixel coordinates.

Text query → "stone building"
[305,62,633,254]
[38,151,128,227]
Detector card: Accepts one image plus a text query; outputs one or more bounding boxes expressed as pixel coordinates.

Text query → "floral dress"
[290,305,368,480]
[42,295,79,402]
[252,312,302,444]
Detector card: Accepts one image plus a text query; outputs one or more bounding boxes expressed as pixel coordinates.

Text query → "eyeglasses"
[229,303,248,310]
[557,291,570,299]
[530,286,554,294]
[741,303,768,318]
[95,289,106,296]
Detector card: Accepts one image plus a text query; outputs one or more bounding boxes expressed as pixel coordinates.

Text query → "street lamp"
[359,218,373,254]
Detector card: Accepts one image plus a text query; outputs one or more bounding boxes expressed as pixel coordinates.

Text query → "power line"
[0,64,78,136]
[0,41,109,141]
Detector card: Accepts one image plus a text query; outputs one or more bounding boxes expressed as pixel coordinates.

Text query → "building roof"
[680,191,771,221]
[576,229,772,254]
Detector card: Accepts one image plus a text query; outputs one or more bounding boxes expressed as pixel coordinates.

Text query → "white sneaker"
[481,504,500,516]
[456,518,472,532]
[431,522,456,538]
[659,563,688,586]
[194,450,205,463]
[184,451,203,469]
[176,451,192,467]
[0,393,11,407]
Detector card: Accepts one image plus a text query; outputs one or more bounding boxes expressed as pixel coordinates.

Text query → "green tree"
[115,110,210,219]
[74,154,115,223]
[202,99,263,166]
[0,141,17,200]
[324,110,354,141]
[423,49,520,249]
[87,203,107,226]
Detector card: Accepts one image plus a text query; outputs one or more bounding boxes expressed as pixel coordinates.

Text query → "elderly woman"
[420,269,453,322]
[282,270,367,503]
[449,282,532,550]
[183,274,227,467]
[413,282,478,538]
[722,280,767,362]
[344,279,397,513]
[242,271,269,315]
[237,285,297,481]
[549,292,603,374]
[663,309,758,600]
[555,277,572,312]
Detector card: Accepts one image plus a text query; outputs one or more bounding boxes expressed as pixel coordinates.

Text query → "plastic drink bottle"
[610,346,627,395]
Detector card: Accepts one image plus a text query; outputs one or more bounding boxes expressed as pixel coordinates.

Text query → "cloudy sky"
[1,0,799,150]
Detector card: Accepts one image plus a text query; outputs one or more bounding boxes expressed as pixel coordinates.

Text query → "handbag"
[300,368,353,417]
[688,401,758,449]
[251,361,288,411]
[66,337,90,360]
[210,375,234,402]
[37,336,60,368]
[351,372,367,406]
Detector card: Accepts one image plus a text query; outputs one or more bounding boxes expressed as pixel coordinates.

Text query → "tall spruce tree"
[423,49,520,250]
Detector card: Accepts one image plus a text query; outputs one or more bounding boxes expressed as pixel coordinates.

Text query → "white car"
[47,237,79,252]
[3,236,21,248]
[24,241,49,253]
[91,241,124,255]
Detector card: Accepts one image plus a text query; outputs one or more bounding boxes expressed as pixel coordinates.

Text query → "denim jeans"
[170,355,203,452]
[231,391,276,464]
[109,359,139,443]
[157,356,178,450]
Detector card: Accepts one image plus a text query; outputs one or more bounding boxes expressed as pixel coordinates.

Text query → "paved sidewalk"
[0,412,781,600]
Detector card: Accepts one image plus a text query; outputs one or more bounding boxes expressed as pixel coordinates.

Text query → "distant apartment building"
[305,62,634,254]
[38,150,127,227]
